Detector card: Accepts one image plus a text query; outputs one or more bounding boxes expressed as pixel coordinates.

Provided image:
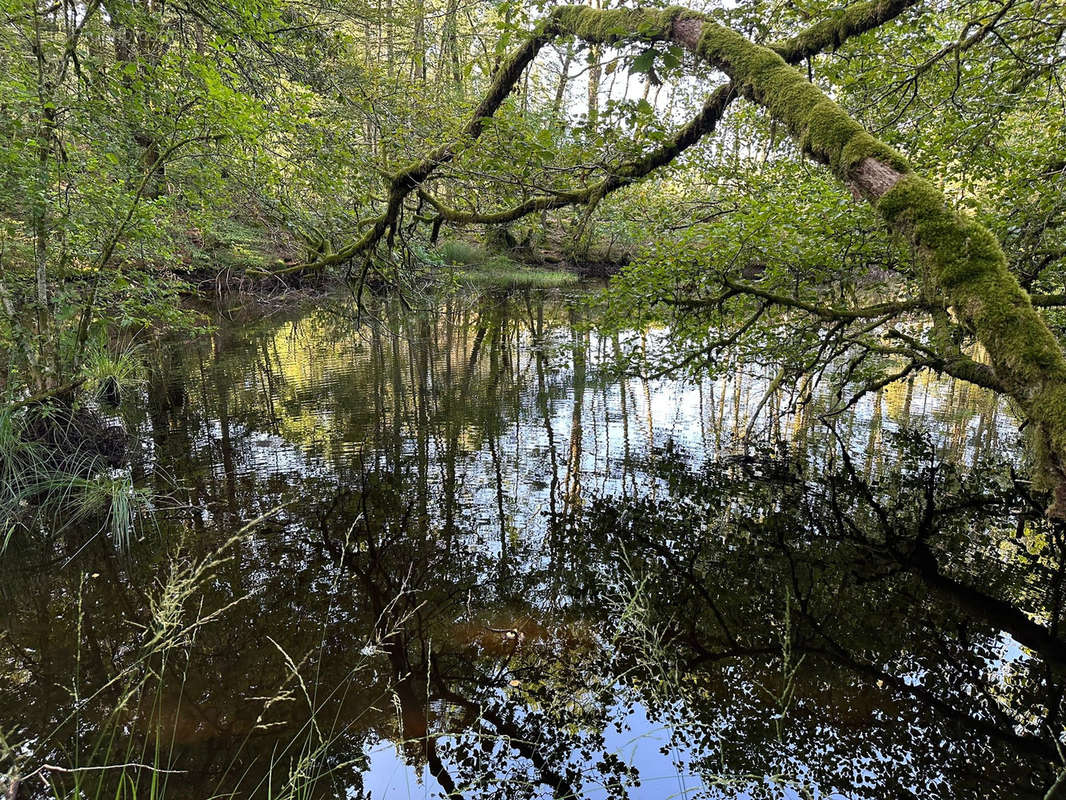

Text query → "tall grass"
[435,238,579,289]
[0,405,148,551]
[0,510,401,800]
[462,259,578,289]
[80,340,144,406]
[438,238,489,267]
[0,531,245,797]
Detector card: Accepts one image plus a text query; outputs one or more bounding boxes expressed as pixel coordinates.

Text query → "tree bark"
[550,4,1066,511]
[552,43,574,118]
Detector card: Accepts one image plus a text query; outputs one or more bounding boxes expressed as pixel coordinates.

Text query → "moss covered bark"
[550,3,1066,506]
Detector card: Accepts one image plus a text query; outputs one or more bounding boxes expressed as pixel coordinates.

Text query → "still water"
[1,289,1062,799]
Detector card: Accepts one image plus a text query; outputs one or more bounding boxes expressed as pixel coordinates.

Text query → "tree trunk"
[411,0,426,81]
[585,0,603,123]
[440,0,462,89]
[552,44,574,119]
[551,4,1066,510]
[587,44,601,123]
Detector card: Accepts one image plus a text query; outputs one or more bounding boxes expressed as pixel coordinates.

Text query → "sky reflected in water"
[0,289,1060,800]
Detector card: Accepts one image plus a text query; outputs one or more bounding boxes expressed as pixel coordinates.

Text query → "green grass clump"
[438,238,490,267]
[435,238,578,289]
[188,217,284,272]
[81,340,143,406]
[0,405,148,551]
[462,256,579,289]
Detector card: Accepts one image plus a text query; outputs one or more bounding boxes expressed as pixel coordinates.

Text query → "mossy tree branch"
[418,0,919,228]
[550,2,1066,505]
[718,277,924,320]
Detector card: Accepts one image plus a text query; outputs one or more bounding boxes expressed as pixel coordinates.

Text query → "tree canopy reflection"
[1,292,1061,799]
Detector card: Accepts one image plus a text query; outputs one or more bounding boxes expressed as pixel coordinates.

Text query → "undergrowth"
[435,238,579,289]
[0,404,147,552]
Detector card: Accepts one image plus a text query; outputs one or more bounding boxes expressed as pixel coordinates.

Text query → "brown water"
[0,289,1061,799]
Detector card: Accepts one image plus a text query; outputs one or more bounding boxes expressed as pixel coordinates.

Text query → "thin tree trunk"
[552,44,574,118]
[441,0,461,89]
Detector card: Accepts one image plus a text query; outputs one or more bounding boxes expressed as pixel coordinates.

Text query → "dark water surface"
[2,289,1063,799]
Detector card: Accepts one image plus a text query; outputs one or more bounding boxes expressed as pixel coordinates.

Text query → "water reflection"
[0,290,1061,799]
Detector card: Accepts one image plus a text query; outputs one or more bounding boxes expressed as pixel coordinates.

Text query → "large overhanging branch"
[418,0,920,227]
[290,0,918,272]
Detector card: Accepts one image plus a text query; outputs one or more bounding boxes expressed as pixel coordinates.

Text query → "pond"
[1,288,1062,799]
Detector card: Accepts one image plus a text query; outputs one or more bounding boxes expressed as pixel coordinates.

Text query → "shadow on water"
[1,289,1064,798]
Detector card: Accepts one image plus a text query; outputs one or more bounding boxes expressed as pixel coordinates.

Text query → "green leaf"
[630,49,656,75]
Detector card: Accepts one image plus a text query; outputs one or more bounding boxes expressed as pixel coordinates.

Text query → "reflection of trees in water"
[2,292,1058,798]
[563,431,1065,798]
[130,291,1015,536]
[7,430,1064,798]
[132,293,586,539]
[306,466,662,800]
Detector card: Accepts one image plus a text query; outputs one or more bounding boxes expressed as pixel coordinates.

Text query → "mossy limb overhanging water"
[546,3,1066,511]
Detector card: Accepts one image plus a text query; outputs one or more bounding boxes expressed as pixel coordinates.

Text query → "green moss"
[879,175,1066,398]
[694,21,910,178]
[802,102,864,169]
[841,131,908,173]
[551,6,676,44]
[876,174,942,224]
[764,74,823,122]
[773,0,913,61]
[1032,384,1066,455]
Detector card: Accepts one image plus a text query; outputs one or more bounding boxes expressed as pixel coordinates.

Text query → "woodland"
[2,0,1066,797]
[0,0,1065,483]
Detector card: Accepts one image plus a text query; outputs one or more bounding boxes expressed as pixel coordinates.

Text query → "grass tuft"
[435,239,578,289]
[437,238,490,267]
[0,405,147,551]
[462,256,579,289]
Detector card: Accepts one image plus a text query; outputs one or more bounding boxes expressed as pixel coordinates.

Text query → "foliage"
[0,404,148,549]
[1,0,1062,426]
